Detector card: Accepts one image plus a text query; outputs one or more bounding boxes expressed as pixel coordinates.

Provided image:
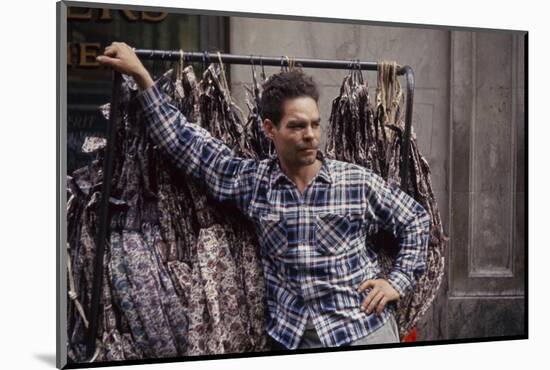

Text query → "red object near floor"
[402,327,417,342]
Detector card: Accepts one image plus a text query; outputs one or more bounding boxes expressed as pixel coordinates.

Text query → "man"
[96,42,430,350]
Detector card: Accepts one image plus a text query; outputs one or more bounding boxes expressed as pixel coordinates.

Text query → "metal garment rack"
[86,49,415,358]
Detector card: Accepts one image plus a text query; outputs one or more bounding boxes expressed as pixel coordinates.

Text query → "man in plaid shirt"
[97,42,430,350]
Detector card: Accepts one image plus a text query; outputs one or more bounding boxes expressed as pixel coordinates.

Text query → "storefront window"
[67,5,228,172]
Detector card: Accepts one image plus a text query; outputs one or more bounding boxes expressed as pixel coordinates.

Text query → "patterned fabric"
[136,82,431,349]
[325,64,448,339]
[374,61,447,338]
[66,69,269,363]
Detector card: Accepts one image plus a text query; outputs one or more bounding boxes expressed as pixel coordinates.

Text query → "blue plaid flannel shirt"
[136,82,430,349]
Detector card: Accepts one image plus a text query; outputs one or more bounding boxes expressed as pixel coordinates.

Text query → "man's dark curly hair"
[260,69,320,127]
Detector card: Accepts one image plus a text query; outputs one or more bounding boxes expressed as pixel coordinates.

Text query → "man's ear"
[263,118,277,140]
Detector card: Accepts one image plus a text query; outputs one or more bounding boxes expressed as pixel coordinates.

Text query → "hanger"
[173,49,185,99]
[355,59,364,86]
[250,55,258,91]
[250,55,261,115]
[155,50,168,80]
[259,55,266,81]
[281,55,290,72]
[202,51,210,74]
[216,51,232,105]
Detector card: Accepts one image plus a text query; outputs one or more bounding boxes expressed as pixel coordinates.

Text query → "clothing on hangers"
[66,65,269,363]
[324,61,447,339]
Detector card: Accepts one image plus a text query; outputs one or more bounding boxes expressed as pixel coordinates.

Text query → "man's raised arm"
[96,42,257,214]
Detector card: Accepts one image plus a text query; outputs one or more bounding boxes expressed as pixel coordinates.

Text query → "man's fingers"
[110,41,125,48]
[110,42,133,53]
[96,55,122,70]
[363,290,384,314]
[358,279,401,316]
[360,288,380,311]
[102,42,131,57]
[95,42,148,79]
[96,55,116,64]
[360,288,374,310]
[102,47,118,57]
[375,296,389,315]
[357,279,376,293]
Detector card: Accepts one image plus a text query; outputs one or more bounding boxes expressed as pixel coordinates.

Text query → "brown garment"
[67,65,269,363]
[324,62,447,339]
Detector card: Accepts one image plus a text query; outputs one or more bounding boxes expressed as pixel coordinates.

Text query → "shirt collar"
[270,151,332,188]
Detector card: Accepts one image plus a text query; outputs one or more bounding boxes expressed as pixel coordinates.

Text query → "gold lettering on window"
[79,43,101,67]
[98,8,113,21]
[67,7,93,20]
[120,10,139,21]
[141,12,168,22]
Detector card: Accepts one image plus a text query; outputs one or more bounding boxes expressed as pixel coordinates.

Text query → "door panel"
[446,30,525,338]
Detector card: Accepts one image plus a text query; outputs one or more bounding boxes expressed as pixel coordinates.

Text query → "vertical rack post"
[86,71,122,359]
[399,65,415,192]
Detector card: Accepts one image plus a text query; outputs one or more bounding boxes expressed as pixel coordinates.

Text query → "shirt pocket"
[315,212,363,256]
[258,212,288,257]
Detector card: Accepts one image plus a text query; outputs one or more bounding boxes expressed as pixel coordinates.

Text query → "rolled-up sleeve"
[135,82,257,214]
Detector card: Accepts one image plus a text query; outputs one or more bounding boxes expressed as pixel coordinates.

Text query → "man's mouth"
[300,149,317,154]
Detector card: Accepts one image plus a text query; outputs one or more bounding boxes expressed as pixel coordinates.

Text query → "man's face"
[263,96,321,170]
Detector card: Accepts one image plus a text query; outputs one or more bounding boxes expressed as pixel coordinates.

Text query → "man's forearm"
[389,206,430,298]
[135,82,256,214]
[134,66,154,92]
[366,171,431,299]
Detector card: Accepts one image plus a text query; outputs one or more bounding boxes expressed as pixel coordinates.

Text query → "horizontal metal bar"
[134,49,409,75]
[134,47,415,192]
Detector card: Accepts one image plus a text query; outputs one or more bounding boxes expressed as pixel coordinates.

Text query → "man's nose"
[303,125,314,140]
